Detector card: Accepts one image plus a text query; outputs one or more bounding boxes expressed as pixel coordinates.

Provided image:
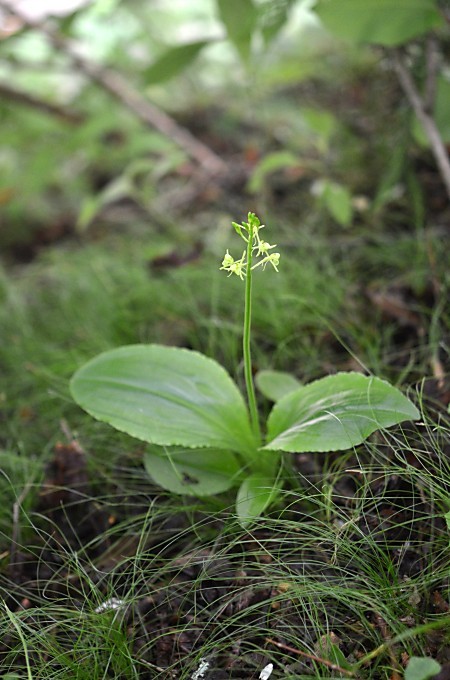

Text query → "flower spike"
[221,213,280,280]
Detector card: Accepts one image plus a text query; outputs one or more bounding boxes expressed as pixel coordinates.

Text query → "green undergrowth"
[0,414,449,678]
[0,213,449,677]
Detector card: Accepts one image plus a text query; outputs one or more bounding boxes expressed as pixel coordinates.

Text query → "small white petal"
[94,597,125,613]
[191,658,210,679]
[259,662,274,680]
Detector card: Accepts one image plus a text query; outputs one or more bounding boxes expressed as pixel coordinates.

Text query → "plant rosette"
[70,213,420,525]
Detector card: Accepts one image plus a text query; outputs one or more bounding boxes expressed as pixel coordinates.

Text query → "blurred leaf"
[247,151,300,193]
[89,0,121,16]
[405,657,441,680]
[372,140,407,212]
[143,40,212,85]
[259,0,295,44]
[324,182,353,227]
[413,76,450,145]
[301,107,338,151]
[445,510,450,532]
[144,446,241,496]
[0,187,14,206]
[314,179,353,227]
[216,0,258,62]
[77,175,133,231]
[314,0,443,46]
[255,369,302,402]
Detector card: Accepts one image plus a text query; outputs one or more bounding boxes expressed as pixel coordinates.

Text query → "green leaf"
[314,0,443,46]
[324,181,353,227]
[264,372,420,453]
[445,510,450,532]
[414,76,450,145]
[315,179,353,227]
[236,474,278,526]
[76,175,132,231]
[144,446,241,496]
[255,369,302,402]
[260,0,295,44]
[316,635,354,671]
[70,345,256,456]
[301,107,338,149]
[247,151,301,193]
[216,0,258,62]
[405,656,441,680]
[143,40,211,85]
[372,140,407,212]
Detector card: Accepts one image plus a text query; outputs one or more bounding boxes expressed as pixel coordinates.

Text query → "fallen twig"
[424,35,439,113]
[392,49,450,201]
[0,81,84,123]
[371,612,402,679]
[0,1,226,175]
[265,637,356,677]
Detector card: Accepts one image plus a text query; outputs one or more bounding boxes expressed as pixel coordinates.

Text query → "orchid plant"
[70,213,420,525]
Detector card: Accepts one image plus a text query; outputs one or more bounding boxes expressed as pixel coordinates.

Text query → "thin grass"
[2,407,448,677]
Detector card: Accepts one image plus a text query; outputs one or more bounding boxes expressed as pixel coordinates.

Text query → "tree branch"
[392,50,450,201]
[424,35,439,114]
[0,1,226,175]
[0,81,84,123]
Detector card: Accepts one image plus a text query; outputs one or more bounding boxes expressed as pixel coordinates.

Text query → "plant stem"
[243,223,261,443]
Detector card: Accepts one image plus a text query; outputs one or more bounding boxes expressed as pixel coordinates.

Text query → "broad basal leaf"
[405,657,441,680]
[264,372,420,453]
[236,473,279,526]
[144,446,241,496]
[70,345,256,455]
[255,369,302,402]
[314,0,443,46]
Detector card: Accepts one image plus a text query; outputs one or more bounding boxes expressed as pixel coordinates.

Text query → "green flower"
[252,252,280,272]
[220,250,247,279]
[221,213,281,280]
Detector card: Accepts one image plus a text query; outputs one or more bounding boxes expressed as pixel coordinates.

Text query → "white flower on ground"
[259,662,274,679]
[191,658,210,679]
[94,597,125,613]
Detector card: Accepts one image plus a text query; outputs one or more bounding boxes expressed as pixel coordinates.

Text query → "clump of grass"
[0,401,448,678]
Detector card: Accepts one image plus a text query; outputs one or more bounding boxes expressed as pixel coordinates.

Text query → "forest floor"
[0,85,449,679]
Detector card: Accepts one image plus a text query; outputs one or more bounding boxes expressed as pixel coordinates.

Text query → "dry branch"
[424,35,439,113]
[0,80,84,123]
[393,50,450,201]
[0,1,226,175]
